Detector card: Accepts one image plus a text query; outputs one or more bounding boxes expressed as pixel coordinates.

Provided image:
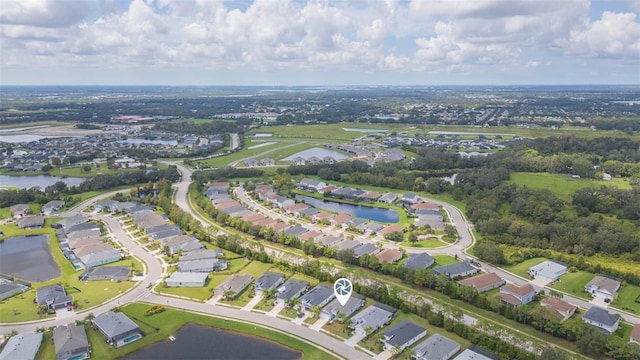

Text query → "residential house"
[166,272,209,287]
[381,320,427,351]
[80,266,130,281]
[0,283,27,300]
[353,243,380,258]
[375,248,403,263]
[16,216,44,229]
[178,258,227,272]
[298,230,322,242]
[36,284,73,310]
[180,249,224,261]
[79,248,122,269]
[276,279,309,304]
[92,311,143,347]
[585,275,621,302]
[334,239,360,251]
[0,332,43,360]
[378,192,397,204]
[94,200,119,213]
[434,262,479,279]
[260,158,275,166]
[541,297,577,322]
[285,203,310,216]
[453,345,500,360]
[413,334,461,360]
[350,303,397,333]
[528,260,568,282]
[321,293,365,320]
[401,193,422,205]
[244,159,259,167]
[379,224,405,237]
[53,324,90,360]
[272,196,295,209]
[315,235,342,247]
[300,284,335,311]
[215,274,254,299]
[42,200,65,214]
[458,273,506,293]
[269,222,291,233]
[630,324,640,344]
[409,202,440,215]
[284,225,309,237]
[330,213,352,226]
[361,191,381,202]
[582,306,620,334]
[10,203,30,218]
[254,272,285,293]
[54,215,88,229]
[499,284,536,307]
[404,253,435,270]
[363,222,384,235]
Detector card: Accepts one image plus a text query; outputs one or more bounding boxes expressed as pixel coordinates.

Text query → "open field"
[35,302,335,360]
[509,172,631,198]
[549,271,593,300]
[401,237,446,249]
[0,219,140,322]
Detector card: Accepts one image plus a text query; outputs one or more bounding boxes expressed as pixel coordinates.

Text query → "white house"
[585,275,621,302]
[582,307,620,334]
[528,260,567,282]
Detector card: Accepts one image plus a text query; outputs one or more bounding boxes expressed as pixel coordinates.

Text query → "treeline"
[154,119,251,135]
[0,167,180,208]
[191,167,265,184]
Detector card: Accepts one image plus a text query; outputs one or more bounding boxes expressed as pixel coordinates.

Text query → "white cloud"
[563,12,640,58]
[0,0,89,28]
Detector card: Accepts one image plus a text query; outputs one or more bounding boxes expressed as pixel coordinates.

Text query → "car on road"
[146,282,153,289]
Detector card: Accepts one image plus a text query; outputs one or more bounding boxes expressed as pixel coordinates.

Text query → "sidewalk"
[242,295,262,311]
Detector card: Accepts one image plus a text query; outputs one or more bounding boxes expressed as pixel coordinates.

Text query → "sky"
[0,0,639,86]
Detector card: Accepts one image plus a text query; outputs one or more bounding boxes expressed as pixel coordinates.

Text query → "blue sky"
[1,0,638,85]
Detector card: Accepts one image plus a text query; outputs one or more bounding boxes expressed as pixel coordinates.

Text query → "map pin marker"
[334,278,353,306]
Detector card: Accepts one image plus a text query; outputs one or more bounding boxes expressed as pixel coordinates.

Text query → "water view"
[0,235,60,282]
[295,195,399,223]
[0,175,85,189]
[122,323,302,360]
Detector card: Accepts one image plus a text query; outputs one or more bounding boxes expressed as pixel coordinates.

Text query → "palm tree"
[342,318,353,335]
[263,287,277,300]
[391,344,402,358]
[310,305,322,319]
[364,326,374,340]
[223,289,235,300]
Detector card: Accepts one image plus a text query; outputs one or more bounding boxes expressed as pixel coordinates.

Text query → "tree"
[263,287,277,300]
[310,305,322,319]
[474,242,506,264]
[223,290,235,300]
[391,344,402,358]
[408,232,418,244]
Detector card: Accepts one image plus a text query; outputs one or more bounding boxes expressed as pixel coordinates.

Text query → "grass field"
[509,172,631,199]
[401,237,446,249]
[549,271,593,300]
[613,285,640,315]
[0,219,140,322]
[259,142,334,163]
[36,302,336,360]
[502,257,545,278]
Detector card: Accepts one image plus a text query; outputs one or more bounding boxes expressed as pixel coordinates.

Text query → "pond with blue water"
[122,323,302,360]
[0,235,60,282]
[295,195,399,223]
[0,175,85,189]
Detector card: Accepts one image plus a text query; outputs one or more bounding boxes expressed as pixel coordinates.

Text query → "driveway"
[310,317,330,331]
[267,302,286,317]
[242,295,263,311]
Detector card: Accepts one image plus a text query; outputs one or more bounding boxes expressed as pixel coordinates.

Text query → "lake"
[0,175,85,189]
[116,138,178,146]
[0,235,60,282]
[295,195,399,223]
[122,323,302,360]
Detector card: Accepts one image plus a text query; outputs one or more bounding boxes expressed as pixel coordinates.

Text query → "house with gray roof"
[178,258,227,272]
[54,215,88,229]
[334,239,360,251]
[528,260,567,282]
[254,272,285,293]
[585,275,621,302]
[10,204,30,218]
[378,192,397,204]
[53,323,90,360]
[300,284,335,310]
[80,248,122,269]
[67,229,101,242]
[381,320,427,351]
[66,222,99,234]
[353,243,380,258]
[180,249,223,261]
[216,274,254,298]
[42,200,65,214]
[434,262,478,279]
[92,311,142,348]
[350,303,397,334]
[94,200,119,212]
[149,229,182,242]
[284,225,309,237]
[146,224,179,235]
[165,236,203,256]
[0,283,28,300]
[321,293,365,320]
[276,279,309,304]
[413,334,461,360]
[0,332,43,360]
[80,266,130,281]
[363,222,385,235]
[582,306,620,334]
[405,253,435,270]
[166,272,209,287]
[16,216,44,229]
[314,235,342,247]
[36,284,73,310]
[454,345,499,360]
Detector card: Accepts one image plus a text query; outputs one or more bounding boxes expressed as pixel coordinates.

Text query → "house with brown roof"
[285,203,310,215]
[243,213,266,222]
[376,248,403,263]
[499,284,536,307]
[253,218,276,227]
[541,297,577,322]
[269,222,291,232]
[361,191,381,202]
[330,213,352,226]
[216,201,241,209]
[379,224,405,236]
[457,272,505,293]
[299,230,322,242]
[312,212,333,222]
[630,324,640,344]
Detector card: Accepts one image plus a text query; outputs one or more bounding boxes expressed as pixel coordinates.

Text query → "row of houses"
[0,311,144,360]
[55,215,122,270]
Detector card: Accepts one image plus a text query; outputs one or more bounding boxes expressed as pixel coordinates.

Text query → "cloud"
[563,11,640,58]
[0,0,89,28]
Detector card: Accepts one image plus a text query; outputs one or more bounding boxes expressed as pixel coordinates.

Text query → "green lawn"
[509,172,631,199]
[279,305,302,319]
[0,219,139,322]
[248,124,394,141]
[322,320,351,339]
[401,238,446,249]
[196,140,285,168]
[237,261,273,278]
[261,142,332,163]
[549,271,593,300]
[254,297,277,312]
[502,257,546,278]
[433,255,460,266]
[613,285,640,315]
